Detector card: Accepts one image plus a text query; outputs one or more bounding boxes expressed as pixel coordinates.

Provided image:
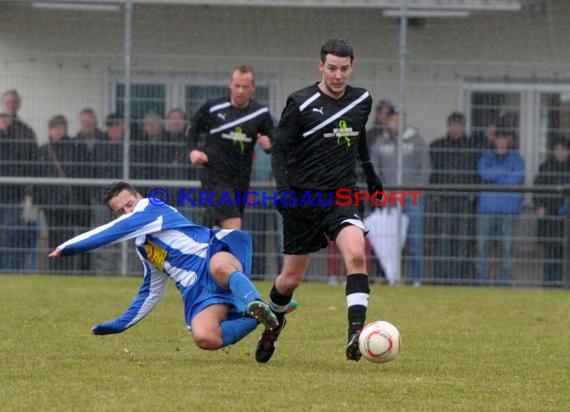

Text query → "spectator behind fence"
[91,113,126,275]
[472,120,497,166]
[36,115,89,273]
[367,99,392,149]
[166,108,191,180]
[187,64,274,229]
[2,89,37,142]
[476,127,524,285]
[93,113,125,181]
[0,111,39,271]
[74,108,104,161]
[369,106,430,286]
[73,108,105,271]
[533,137,570,286]
[130,111,173,181]
[429,111,479,281]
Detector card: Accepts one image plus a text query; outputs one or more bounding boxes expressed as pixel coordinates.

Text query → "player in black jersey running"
[187,65,274,229]
[256,39,384,363]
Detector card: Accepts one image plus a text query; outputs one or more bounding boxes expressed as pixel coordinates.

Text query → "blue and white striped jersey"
[58,198,216,334]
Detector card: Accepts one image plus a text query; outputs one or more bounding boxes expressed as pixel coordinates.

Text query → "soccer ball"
[358,321,401,363]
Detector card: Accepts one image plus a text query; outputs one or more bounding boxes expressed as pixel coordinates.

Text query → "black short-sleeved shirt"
[272,83,372,192]
[188,98,274,184]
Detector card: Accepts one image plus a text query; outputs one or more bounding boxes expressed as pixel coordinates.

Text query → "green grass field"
[1,275,569,412]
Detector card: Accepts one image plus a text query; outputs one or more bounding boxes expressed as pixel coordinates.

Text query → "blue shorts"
[183,229,252,327]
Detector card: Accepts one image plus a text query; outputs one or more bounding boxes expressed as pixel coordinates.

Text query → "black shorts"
[200,172,249,226]
[280,189,365,255]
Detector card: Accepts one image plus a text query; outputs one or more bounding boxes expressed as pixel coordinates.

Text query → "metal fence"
[1,176,568,288]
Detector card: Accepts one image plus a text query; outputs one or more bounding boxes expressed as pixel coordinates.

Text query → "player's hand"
[91,321,124,335]
[257,134,272,151]
[48,248,63,258]
[366,176,383,198]
[91,325,107,335]
[189,150,208,165]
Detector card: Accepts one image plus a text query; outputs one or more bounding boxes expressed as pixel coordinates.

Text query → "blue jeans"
[0,205,38,271]
[476,214,516,283]
[403,198,424,282]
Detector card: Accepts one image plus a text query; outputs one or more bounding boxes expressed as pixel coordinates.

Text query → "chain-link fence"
[1,178,569,288]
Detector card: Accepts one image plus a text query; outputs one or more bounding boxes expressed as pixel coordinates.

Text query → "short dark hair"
[496,128,516,139]
[103,181,137,206]
[2,89,21,104]
[388,105,400,116]
[48,115,67,129]
[167,108,185,119]
[376,99,392,110]
[495,114,518,139]
[447,111,465,125]
[80,108,96,117]
[105,112,124,126]
[320,38,354,63]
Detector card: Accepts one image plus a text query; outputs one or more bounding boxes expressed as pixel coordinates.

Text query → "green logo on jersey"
[221,125,252,153]
[336,119,352,148]
[234,126,245,153]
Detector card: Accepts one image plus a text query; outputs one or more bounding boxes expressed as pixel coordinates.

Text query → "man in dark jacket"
[0,111,38,270]
[165,108,191,181]
[429,111,479,282]
[36,115,89,272]
[534,137,570,286]
[74,108,105,162]
[93,113,125,181]
[2,89,36,142]
[130,111,175,182]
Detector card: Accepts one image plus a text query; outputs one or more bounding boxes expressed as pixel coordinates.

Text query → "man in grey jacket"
[369,106,430,285]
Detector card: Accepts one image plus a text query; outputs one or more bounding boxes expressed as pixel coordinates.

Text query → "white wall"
[1,1,569,143]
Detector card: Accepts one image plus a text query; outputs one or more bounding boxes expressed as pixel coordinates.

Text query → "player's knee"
[192,330,223,350]
[346,252,366,270]
[209,261,227,280]
[279,271,303,291]
[209,251,242,283]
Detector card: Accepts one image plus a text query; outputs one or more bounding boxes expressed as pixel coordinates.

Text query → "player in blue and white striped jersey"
[49,181,279,351]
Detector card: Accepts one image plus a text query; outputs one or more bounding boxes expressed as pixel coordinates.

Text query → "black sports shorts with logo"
[279,189,366,255]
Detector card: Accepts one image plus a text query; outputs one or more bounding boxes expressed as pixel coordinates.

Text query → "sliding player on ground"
[49,181,288,353]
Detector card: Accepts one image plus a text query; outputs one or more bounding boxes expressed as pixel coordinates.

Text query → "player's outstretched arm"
[56,199,164,256]
[186,103,209,164]
[92,259,168,336]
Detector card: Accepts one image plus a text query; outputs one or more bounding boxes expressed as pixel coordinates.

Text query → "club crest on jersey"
[145,241,167,270]
[323,119,359,148]
[222,126,252,153]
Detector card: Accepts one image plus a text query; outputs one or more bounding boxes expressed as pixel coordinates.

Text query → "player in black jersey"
[255,39,384,363]
[187,65,274,229]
